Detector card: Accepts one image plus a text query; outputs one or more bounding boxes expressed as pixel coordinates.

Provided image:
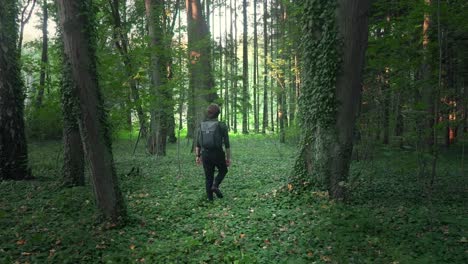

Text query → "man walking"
[196,104,231,201]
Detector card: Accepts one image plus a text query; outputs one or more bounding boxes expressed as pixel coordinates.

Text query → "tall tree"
[253,0,259,133]
[186,0,217,138]
[145,0,170,155]
[262,0,269,133]
[18,0,37,54]
[36,0,49,108]
[0,0,31,180]
[293,0,370,199]
[241,0,249,133]
[57,0,126,221]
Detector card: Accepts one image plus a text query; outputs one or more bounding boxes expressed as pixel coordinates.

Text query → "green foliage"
[25,97,63,140]
[1,136,466,263]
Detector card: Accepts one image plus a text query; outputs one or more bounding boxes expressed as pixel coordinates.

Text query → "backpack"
[199,120,222,149]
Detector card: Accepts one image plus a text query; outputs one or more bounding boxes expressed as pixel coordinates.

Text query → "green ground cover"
[0,135,466,263]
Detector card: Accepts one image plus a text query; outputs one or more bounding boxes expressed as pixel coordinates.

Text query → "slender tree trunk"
[262,0,268,133]
[36,0,48,108]
[241,0,249,134]
[293,0,370,200]
[18,0,37,54]
[233,0,238,133]
[253,0,259,133]
[57,0,126,221]
[0,0,31,180]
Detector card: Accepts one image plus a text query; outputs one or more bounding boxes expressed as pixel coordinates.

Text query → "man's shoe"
[211,186,223,198]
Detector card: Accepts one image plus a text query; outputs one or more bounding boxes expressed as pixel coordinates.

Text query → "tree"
[241,0,249,134]
[61,46,85,187]
[36,0,49,108]
[57,0,126,221]
[0,0,31,180]
[186,0,216,138]
[262,0,269,133]
[18,0,37,54]
[293,0,370,199]
[145,0,170,156]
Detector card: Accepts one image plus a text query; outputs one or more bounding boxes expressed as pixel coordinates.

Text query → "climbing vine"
[292,0,342,187]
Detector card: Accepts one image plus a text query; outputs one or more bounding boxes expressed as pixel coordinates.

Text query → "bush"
[26,99,63,140]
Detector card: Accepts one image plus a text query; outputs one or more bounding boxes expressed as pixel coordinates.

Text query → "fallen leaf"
[307,251,313,257]
[288,184,293,191]
[239,233,245,239]
[130,244,136,250]
[16,239,26,245]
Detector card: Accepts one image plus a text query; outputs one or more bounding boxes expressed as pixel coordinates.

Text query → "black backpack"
[199,121,222,149]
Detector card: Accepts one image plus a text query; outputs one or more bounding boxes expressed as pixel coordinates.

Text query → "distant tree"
[36,0,49,108]
[262,0,269,133]
[18,0,37,54]
[293,0,370,199]
[108,0,148,137]
[0,0,31,180]
[241,0,249,134]
[57,0,126,221]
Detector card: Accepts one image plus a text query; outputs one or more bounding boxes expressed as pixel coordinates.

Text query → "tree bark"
[57,0,126,221]
[241,0,249,134]
[145,0,169,156]
[186,0,216,139]
[293,0,370,200]
[262,0,268,133]
[0,0,31,180]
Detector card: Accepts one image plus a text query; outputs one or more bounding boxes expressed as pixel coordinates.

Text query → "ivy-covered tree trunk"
[61,50,85,187]
[57,0,126,222]
[186,0,216,138]
[0,0,31,180]
[293,0,370,200]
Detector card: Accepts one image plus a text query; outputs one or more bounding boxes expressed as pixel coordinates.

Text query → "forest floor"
[0,134,467,263]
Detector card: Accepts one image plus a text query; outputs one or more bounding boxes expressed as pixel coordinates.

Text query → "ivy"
[292,0,342,187]
[298,0,341,129]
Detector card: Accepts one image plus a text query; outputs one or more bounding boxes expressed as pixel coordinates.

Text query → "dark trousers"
[202,149,228,199]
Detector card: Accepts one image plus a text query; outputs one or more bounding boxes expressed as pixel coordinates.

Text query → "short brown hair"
[207,104,220,119]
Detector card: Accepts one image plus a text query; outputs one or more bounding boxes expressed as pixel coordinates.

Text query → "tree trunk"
[0,0,31,180]
[36,0,48,108]
[18,0,37,55]
[186,0,216,139]
[241,0,249,134]
[262,0,268,133]
[61,49,85,186]
[57,0,126,222]
[145,0,169,156]
[253,0,259,133]
[293,0,370,200]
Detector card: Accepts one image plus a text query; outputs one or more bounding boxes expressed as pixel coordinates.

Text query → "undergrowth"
[0,135,466,263]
